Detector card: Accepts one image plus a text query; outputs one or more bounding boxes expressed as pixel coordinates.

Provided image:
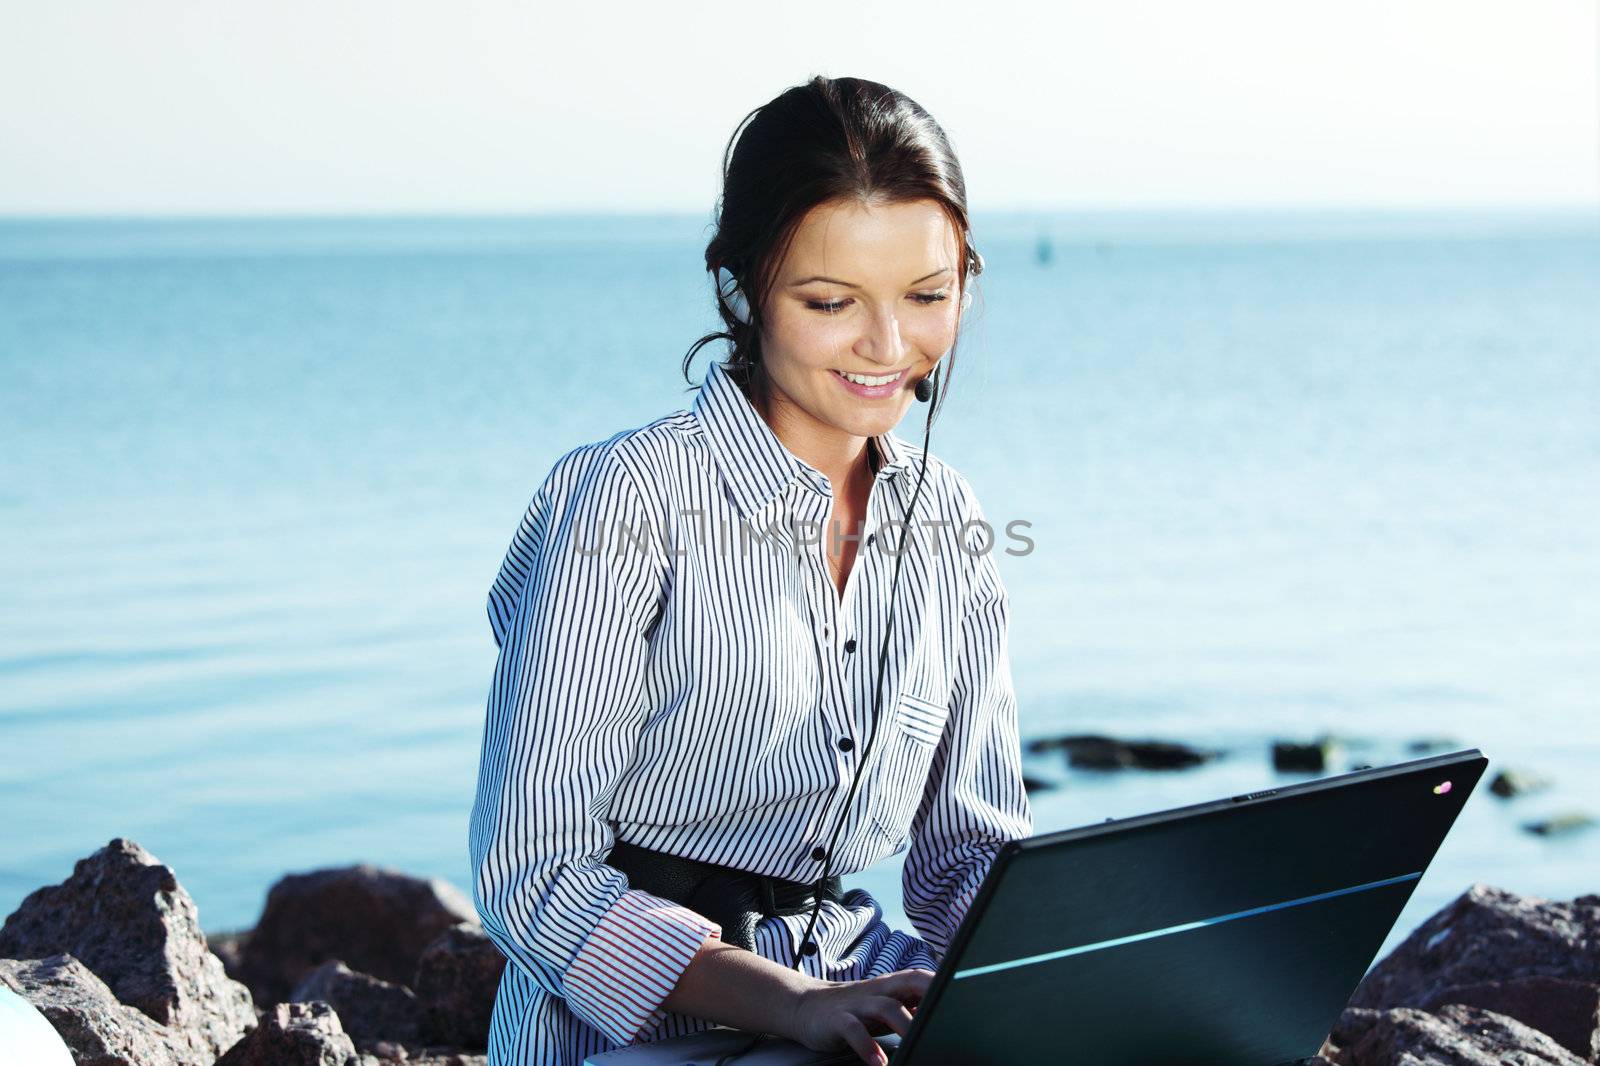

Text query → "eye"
[806,299,850,314]
[804,292,950,315]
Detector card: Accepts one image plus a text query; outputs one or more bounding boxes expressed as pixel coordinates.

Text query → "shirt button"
[866,533,876,547]
[800,939,818,956]
[821,624,831,641]
[811,845,827,861]
[843,638,856,653]
[837,737,854,752]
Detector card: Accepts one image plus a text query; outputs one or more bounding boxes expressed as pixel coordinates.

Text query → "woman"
[469,75,1033,1066]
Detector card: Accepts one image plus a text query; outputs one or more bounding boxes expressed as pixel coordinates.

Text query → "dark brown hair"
[681,74,984,421]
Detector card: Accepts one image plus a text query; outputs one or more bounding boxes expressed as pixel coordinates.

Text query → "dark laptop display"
[890,749,1487,1065]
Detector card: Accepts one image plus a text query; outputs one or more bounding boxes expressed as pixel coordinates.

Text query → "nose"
[854,303,907,368]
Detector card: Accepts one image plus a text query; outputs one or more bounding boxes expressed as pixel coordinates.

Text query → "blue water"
[1,211,1596,972]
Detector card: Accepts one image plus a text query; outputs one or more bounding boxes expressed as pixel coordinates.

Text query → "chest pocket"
[868,690,950,849]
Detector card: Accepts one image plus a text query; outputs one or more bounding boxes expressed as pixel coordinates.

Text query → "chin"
[830,410,902,439]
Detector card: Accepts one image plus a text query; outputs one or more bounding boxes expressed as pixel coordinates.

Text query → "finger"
[837,1013,887,1066]
[869,996,916,1037]
[872,968,931,991]
[891,968,935,999]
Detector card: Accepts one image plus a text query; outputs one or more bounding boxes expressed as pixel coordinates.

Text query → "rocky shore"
[0,840,496,1065]
[1,838,1596,1064]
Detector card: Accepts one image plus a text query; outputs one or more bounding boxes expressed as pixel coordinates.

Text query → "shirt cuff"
[941,863,987,956]
[563,887,723,1045]
[919,851,993,963]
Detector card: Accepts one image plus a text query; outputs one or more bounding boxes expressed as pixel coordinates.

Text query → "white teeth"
[837,370,900,386]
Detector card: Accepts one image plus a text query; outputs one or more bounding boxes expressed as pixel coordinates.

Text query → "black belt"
[605,839,844,952]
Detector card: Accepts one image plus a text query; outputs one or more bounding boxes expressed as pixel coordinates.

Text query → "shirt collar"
[690,359,926,520]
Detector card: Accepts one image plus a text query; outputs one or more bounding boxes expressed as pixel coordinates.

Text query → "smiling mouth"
[832,368,906,387]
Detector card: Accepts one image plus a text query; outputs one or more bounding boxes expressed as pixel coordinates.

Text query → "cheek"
[780,313,857,366]
[906,312,957,352]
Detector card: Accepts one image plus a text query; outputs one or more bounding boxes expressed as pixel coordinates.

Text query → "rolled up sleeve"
[469,444,721,1045]
[901,478,1034,961]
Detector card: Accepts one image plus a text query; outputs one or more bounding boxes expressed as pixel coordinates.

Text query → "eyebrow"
[789,267,953,288]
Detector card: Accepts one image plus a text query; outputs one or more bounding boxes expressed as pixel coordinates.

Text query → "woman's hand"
[784,967,935,1066]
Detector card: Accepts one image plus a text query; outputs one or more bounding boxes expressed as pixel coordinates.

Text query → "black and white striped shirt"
[469,357,1033,1065]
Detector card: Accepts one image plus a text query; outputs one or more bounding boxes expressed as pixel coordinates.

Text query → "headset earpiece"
[716,265,751,325]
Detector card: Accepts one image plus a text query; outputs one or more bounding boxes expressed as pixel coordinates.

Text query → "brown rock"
[1419,975,1600,1062]
[1343,1003,1586,1065]
[232,864,477,1007]
[291,960,420,1045]
[215,1001,359,1066]
[1026,733,1222,770]
[358,1043,486,1062]
[1523,812,1597,838]
[0,954,191,1066]
[1490,768,1553,798]
[1273,736,1340,773]
[208,928,250,981]
[1315,1005,1379,1064]
[1349,884,1600,1010]
[0,838,256,1061]
[412,923,505,1049]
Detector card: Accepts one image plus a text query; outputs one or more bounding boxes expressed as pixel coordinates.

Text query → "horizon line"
[0,200,1596,224]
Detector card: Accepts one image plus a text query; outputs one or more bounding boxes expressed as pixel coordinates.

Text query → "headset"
[709,263,966,1064]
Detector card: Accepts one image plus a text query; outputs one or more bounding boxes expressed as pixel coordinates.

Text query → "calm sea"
[1,210,1595,968]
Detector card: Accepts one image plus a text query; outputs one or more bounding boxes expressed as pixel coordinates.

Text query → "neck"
[754,386,877,494]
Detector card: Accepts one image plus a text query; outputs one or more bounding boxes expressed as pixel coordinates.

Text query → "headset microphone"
[914,368,938,404]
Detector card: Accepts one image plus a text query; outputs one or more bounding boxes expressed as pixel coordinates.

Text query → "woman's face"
[757,196,964,448]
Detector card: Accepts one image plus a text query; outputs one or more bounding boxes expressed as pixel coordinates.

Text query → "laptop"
[588,748,1488,1065]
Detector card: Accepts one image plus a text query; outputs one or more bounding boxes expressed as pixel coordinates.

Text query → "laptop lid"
[892,748,1488,1066]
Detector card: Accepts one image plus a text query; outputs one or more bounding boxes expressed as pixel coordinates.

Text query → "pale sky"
[1,0,1595,215]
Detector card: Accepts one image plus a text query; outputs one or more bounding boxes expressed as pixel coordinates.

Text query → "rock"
[356,1043,486,1062]
[1491,768,1553,798]
[0,838,256,1061]
[1273,736,1340,773]
[232,864,478,1007]
[0,954,192,1066]
[1342,1003,1586,1064]
[412,923,505,1049]
[1417,975,1600,1062]
[1406,736,1461,753]
[1020,775,1053,793]
[208,929,250,982]
[290,960,420,1045]
[1027,733,1221,771]
[353,1044,489,1066]
[1349,884,1600,1010]
[1523,812,1596,838]
[1320,1005,1382,1063]
[215,1001,359,1066]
